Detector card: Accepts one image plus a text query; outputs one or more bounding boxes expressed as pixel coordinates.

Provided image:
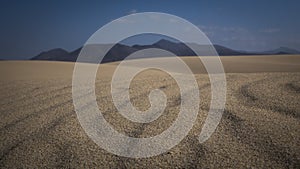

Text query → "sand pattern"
[0,56,299,168]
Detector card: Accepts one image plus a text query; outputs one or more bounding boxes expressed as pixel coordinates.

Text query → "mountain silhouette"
[32,48,72,61]
[31,39,300,63]
[262,47,300,55]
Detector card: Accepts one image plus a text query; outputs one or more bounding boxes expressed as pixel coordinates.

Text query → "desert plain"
[0,55,299,168]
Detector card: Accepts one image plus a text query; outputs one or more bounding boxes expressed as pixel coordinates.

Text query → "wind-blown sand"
[0,55,299,168]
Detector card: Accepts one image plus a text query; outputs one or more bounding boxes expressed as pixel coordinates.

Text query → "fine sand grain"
[0,55,299,168]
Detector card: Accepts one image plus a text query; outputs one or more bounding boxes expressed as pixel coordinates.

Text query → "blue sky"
[1,0,300,59]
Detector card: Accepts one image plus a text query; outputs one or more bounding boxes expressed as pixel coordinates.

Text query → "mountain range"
[31,39,300,63]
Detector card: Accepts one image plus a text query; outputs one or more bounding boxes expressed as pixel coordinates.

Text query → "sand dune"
[0,55,299,168]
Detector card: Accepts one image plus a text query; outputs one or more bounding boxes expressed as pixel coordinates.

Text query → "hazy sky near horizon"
[1,0,300,59]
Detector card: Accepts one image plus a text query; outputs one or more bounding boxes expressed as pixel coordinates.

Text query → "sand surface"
[0,55,299,168]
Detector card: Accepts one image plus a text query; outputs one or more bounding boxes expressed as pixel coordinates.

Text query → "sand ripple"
[0,60,299,168]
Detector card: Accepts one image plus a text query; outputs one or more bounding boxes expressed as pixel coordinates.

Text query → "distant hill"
[262,47,300,55]
[31,39,300,63]
[213,45,246,56]
[133,40,245,56]
[32,48,75,61]
[133,39,196,56]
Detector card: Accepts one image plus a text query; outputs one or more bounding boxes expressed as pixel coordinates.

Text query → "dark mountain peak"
[278,46,299,52]
[263,47,300,54]
[31,38,300,63]
[153,39,178,46]
[131,39,179,50]
[32,48,72,61]
[39,48,68,55]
